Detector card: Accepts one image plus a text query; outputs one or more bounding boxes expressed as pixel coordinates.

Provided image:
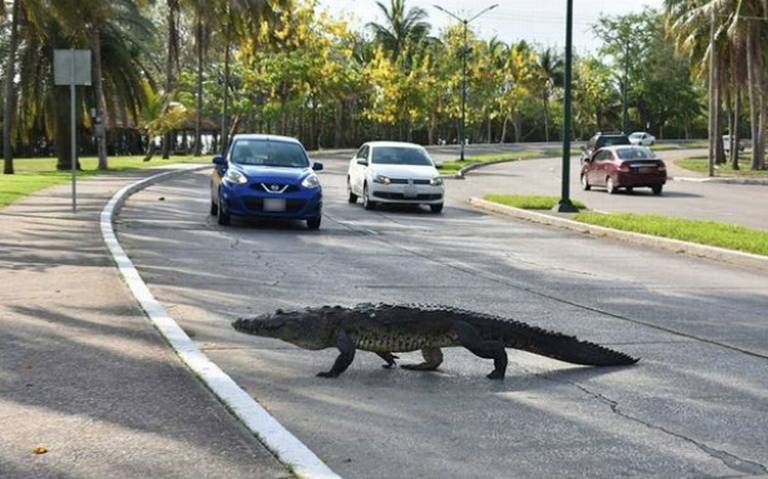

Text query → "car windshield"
[230,139,309,168]
[616,147,654,160]
[599,136,631,147]
[371,147,433,166]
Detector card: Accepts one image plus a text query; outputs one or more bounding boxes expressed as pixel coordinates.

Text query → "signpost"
[54,49,91,212]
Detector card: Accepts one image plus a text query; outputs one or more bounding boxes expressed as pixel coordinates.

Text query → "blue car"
[210,134,324,229]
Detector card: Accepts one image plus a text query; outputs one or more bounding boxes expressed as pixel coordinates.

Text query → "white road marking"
[100,165,342,479]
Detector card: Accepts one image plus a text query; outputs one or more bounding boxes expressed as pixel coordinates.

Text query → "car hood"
[370,164,439,179]
[234,164,311,182]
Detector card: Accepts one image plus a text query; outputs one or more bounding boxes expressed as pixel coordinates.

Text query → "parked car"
[723,135,746,153]
[347,141,445,213]
[629,131,656,146]
[210,134,324,229]
[580,132,631,163]
[580,145,667,195]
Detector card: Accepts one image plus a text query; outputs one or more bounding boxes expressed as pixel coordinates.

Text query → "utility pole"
[434,3,499,161]
[555,0,579,213]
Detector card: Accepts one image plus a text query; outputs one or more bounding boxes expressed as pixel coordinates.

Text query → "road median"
[469,197,768,271]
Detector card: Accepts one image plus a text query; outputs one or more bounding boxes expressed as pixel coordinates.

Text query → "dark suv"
[580,132,631,163]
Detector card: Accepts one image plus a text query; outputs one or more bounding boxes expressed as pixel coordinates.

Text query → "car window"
[616,147,654,160]
[596,150,613,162]
[230,139,309,168]
[597,136,630,148]
[356,145,369,160]
[371,147,433,166]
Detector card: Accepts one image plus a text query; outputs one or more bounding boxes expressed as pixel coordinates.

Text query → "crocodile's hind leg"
[376,352,399,368]
[317,330,356,378]
[401,348,443,371]
[452,321,508,380]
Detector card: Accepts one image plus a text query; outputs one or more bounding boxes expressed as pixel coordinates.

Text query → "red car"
[580,145,667,195]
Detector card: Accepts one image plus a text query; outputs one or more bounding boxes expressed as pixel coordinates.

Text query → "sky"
[317,0,664,53]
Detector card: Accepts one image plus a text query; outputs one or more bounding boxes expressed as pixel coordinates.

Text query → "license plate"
[639,167,655,174]
[404,186,418,198]
[263,198,287,212]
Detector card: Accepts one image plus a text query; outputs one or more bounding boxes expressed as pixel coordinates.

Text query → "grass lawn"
[674,156,768,177]
[650,141,708,152]
[439,149,580,174]
[0,155,206,209]
[483,194,587,210]
[575,212,768,257]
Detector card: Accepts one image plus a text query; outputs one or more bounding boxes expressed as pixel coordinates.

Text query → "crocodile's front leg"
[453,321,508,380]
[376,352,399,368]
[317,330,356,378]
[401,347,443,371]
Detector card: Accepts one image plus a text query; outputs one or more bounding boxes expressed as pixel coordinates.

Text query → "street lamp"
[433,3,499,161]
[554,0,579,212]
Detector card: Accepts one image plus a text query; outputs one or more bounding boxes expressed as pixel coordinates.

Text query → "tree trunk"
[500,116,508,144]
[746,25,764,170]
[3,0,21,175]
[194,13,203,157]
[221,19,231,155]
[92,27,109,170]
[542,92,550,143]
[161,0,178,160]
[732,88,740,170]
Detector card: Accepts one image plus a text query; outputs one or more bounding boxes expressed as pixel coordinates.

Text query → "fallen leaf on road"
[32,445,48,455]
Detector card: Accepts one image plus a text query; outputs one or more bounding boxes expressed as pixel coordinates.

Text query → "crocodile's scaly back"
[345,304,638,366]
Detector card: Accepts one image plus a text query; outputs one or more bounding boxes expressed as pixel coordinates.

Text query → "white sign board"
[54,49,92,86]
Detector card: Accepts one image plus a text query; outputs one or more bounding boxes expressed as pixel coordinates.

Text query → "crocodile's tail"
[494,320,638,366]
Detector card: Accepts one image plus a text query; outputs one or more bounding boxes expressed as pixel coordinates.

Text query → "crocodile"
[232,303,639,379]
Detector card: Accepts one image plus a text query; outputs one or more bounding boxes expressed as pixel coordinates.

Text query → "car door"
[592,150,611,186]
[587,150,603,185]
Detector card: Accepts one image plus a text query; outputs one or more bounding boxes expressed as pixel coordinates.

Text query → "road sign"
[53,49,92,212]
[54,50,92,86]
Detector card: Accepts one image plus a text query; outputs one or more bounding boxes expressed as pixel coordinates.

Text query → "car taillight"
[658,163,666,171]
[618,162,631,173]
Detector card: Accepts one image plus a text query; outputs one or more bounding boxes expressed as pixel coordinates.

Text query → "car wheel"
[306,217,321,230]
[363,184,376,210]
[652,185,663,195]
[581,174,591,191]
[348,179,358,204]
[430,203,444,214]
[217,192,231,226]
[606,176,617,195]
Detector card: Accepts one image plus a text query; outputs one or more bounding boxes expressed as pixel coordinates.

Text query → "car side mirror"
[357,159,368,166]
[312,161,324,171]
[212,155,226,166]
[434,161,443,169]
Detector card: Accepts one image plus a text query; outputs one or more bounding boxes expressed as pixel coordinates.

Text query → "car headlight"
[373,175,391,184]
[301,174,320,189]
[224,169,247,185]
[430,176,444,186]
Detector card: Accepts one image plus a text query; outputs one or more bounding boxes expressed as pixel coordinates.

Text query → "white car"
[629,132,656,146]
[347,141,445,213]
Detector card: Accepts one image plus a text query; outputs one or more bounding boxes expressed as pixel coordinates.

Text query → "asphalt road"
[117,154,768,478]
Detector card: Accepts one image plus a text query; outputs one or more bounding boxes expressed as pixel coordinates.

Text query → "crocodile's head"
[232,306,340,350]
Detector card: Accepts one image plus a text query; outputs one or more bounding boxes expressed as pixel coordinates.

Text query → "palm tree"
[160,0,180,159]
[367,0,433,62]
[537,47,564,143]
[216,0,284,155]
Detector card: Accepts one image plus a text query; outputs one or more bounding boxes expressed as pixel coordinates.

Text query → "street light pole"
[434,3,499,161]
[555,0,579,213]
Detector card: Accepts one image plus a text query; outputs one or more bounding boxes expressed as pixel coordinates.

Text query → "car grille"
[252,183,299,193]
[388,178,432,185]
[244,198,307,212]
[373,192,443,201]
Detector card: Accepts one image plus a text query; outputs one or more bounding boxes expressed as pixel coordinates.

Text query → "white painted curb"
[469,197,768,272]
[101,165,342,479]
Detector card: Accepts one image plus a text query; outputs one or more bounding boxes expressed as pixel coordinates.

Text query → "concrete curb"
[439,157,521,180]
[671,176,768,185]
[468,197,768,272]
[101,165,342,479]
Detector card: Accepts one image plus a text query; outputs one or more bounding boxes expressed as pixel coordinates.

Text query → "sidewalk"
[0,168,290,478]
